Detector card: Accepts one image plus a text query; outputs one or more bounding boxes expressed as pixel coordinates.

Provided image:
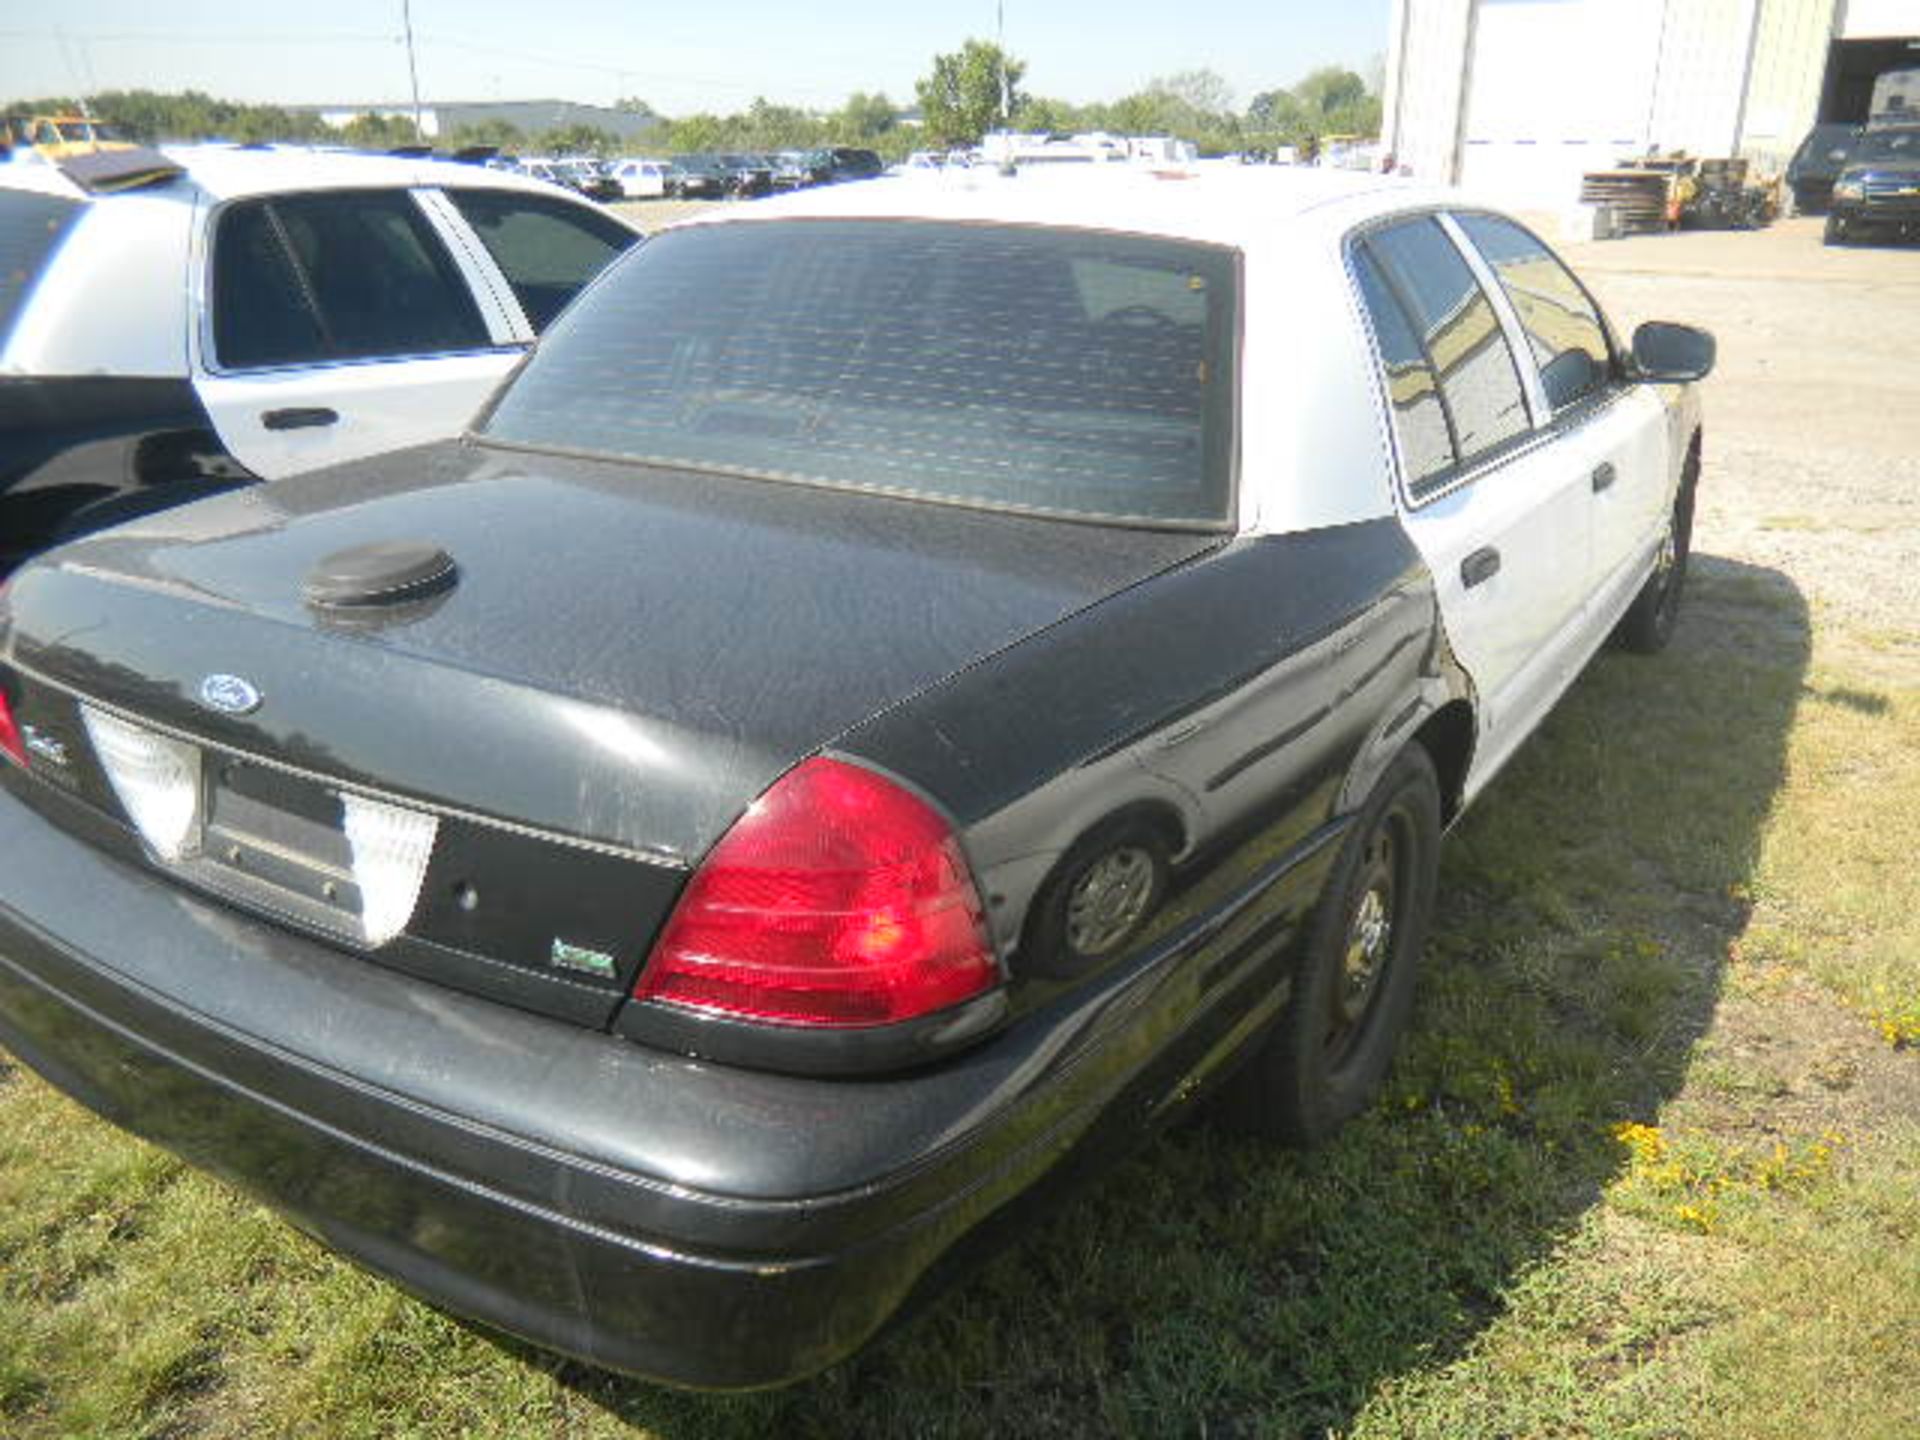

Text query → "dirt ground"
[1564,218,1920,652]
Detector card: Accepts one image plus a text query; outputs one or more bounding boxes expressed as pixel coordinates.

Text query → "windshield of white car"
[480,219,1238,527]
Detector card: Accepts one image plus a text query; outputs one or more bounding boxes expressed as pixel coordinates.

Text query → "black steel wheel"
[1217,744,1441,1146]
[1616,449,1698,654]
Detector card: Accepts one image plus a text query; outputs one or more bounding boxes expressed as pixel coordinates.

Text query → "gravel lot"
[1563,218,1920,643]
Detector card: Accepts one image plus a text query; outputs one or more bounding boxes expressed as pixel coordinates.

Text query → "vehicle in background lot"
[0,145,639,572]
[1870,67,1920,128]
[554,157,621,201]
[665,154,727,198]
[713,153,773,197]
[0,167,1711,1389]
[611,158,670,198]
[769,150,821,189]
[818,145,884,182]
[1826,125,1920,244]
[1786,123,1862,214]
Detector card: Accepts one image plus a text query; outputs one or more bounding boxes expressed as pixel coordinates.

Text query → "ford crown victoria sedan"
[0,166,1712,1389]
[0,144,639,571]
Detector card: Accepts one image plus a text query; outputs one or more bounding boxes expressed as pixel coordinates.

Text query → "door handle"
[261,407,340,431]
[1590,461,1617,493]
[1460,546,1502,589]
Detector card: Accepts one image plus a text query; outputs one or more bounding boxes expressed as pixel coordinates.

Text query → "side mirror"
[1632,321,1716,383]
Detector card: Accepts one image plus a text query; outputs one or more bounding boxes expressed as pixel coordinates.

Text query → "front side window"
[211,190,489,370]
[1360,217,1530,472]
[1455,212,1612,413]
[481,220,1238,527]
[446,188,636,330]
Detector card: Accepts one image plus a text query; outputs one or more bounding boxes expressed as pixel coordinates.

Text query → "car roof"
[670,164,1452,250]
[1,142,588,206]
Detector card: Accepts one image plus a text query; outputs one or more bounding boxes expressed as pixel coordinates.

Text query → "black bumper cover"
[0,786,1325,1388]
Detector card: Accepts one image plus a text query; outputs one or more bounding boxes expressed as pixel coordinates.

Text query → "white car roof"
[0,143,591,207]
[673,164,1458,251]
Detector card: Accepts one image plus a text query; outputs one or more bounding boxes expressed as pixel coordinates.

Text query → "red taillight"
[0,689,24,766]
[636,757,998,1027]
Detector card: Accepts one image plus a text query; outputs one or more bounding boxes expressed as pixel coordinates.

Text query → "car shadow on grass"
[511,555,1809,1439]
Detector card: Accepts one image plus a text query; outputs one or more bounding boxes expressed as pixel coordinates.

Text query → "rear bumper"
[0,783,1325,1388]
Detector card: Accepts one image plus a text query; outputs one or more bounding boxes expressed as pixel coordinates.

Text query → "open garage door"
[1821,37,1920,123]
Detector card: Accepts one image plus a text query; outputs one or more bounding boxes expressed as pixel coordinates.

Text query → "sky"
[0,0,1391,117]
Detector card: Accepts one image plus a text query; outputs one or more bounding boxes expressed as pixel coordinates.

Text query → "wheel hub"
[1065,846,1157,957]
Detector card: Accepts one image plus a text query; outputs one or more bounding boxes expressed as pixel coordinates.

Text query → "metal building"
[1382,0,1920,201]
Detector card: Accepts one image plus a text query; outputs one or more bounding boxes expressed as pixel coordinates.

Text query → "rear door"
[1348,214,1593,792]
[1451,211,1671,628]
[191,188,524,479]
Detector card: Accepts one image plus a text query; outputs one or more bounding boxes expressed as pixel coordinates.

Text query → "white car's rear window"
[482,219,1239,527]
[0,190,81,350]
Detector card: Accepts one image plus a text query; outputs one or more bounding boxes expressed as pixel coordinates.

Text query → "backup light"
[81,706,203,862]
[340,791,439,946]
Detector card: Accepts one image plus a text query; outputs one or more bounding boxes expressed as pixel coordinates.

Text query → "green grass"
[2,557,1917,1438]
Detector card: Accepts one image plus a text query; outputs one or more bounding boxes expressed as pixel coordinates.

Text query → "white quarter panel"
[1237,225,1399,534]
[2,190,193,377]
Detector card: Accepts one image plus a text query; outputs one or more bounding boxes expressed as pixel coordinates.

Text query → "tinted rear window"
[482,220,1238,526]
[0,190,82,349]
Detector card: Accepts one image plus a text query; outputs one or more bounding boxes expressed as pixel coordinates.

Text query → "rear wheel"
[1217,745,1441,1145]
[1022,818,1171,979]
[1616,450,1698,654]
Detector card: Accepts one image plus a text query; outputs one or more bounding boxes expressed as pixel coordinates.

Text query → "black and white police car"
[0,165,1712,1387]
[0,143,640,570]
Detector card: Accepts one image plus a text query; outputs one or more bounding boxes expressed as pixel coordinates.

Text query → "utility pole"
[402,0,426,142]
[997,0,1010,128]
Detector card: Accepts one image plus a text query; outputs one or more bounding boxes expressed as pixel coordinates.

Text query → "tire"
[1824,214,1847,246]
[1216,745,1441,1146]
[1020,818,1172,980]
[1615,448,1698,655]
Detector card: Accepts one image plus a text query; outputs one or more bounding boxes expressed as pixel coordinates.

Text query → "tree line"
[5,42,1377,160]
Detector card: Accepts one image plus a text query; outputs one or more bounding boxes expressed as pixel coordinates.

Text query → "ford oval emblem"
[199,673,263,715]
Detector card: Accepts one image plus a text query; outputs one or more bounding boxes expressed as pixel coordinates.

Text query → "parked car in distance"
[819,144,884,182]
[611,157,670,199]
[770,149,822,190]
[665,154,726,198]
[0,144,640,572]
[555,157,621,201]
[1825,125,1920,243]
[1786,122,1862,213]
[715,153,774,197]
[0,166,1712,1389]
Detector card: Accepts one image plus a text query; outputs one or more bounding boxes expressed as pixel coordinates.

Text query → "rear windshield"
[481,219,1239,527]
[0,190,81,350]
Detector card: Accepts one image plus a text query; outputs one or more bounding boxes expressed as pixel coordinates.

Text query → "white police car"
[0,143,640,571]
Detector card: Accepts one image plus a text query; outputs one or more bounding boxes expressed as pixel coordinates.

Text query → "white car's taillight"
[340,792,439,946]
[82,706,204,862]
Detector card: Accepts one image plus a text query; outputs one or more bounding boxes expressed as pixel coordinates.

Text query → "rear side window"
[445,189,636,331]
[482,219,1239,527]
[0,190,81,350]
[1455,212,1611,413]
[1351,246,1455,493]
[211,190,488,369]
[1360,217,1531,476]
